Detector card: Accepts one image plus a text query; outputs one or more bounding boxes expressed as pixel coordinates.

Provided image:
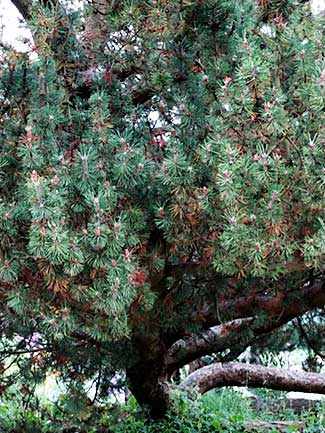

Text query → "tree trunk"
[180,362,325,395]
[126,359,170,418]
[126,334,171,418]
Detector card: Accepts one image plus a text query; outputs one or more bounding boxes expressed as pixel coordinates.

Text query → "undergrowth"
[0,388,323,432]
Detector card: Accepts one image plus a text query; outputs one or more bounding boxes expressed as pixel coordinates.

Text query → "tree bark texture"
[126,358,170,418]
[180,362,325,395]
[166,318,254,374]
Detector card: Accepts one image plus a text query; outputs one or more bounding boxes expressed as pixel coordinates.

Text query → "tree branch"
[296,317,325,360]
[10,0,57,21]
[9,0,85,101]
[180,362,325,394]
[198,276,325,329]
[166,318,254,374]
[10,0,31,20]
[166,277,325,374]
[83,1,110,59]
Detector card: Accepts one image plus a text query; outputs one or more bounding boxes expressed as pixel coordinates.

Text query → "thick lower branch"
[166,277,325,374]
[166,278,325,374]
[180,362,325,394]
[166,318,254,374]
[200,276,324,329]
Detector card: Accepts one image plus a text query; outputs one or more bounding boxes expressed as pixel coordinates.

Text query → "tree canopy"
[0,0,324,418]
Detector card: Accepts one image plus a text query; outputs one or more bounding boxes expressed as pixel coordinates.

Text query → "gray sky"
[0,0,32,51]
[0,0,83,50]
[0,0,324,51]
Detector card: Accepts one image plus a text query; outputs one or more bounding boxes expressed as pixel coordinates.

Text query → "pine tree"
[0,0,324,418]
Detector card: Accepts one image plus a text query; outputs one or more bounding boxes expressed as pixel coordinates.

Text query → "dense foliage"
[0,0,324,417]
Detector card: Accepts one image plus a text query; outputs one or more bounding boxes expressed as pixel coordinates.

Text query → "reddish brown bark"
[198,277,325,329]
[166,318,254,374]
[166,278,325,373]
[127,361,170,419]
[180,362,325,394]
[126,336,170,419]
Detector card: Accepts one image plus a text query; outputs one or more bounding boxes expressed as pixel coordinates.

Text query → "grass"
[0,387,324,432]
